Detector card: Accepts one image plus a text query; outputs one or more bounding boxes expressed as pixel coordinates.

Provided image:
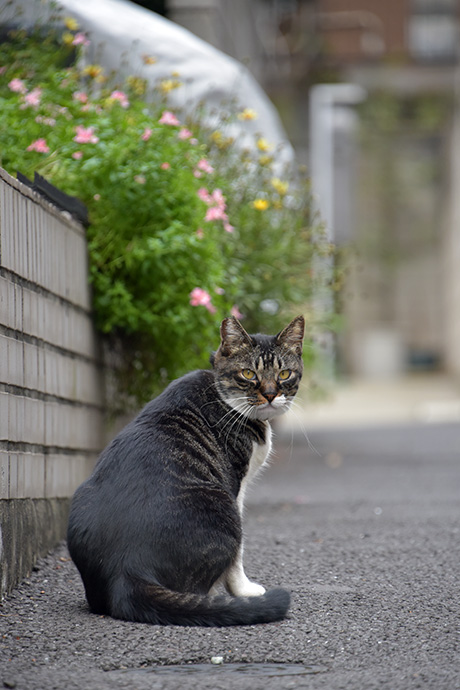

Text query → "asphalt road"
[1,422,459,690]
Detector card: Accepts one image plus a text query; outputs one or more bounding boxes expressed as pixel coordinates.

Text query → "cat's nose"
[263,391,277,403]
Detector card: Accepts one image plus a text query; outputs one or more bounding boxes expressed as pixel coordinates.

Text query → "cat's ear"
[276,315,305,356]
[219,317,253,356]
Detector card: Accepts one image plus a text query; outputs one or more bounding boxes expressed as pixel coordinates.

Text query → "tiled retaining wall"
[0,167,105,596]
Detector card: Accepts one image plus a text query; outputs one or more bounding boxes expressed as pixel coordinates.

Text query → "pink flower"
[73,91,88,103]
[196,228,204,239]
[160,162,171,170]
[134,175,146,184]
[73,125,99,144]
[72,151,83,160]
[26,138,49,153]
[231,305,243,319]
[211,189,225,207]
[197,187,213,204]
[141,128,152,141]
[8,78,26,94]
[196,158,214,174]
[198,187,231,227]
[189,287,216,314]
[23,87,42,107]
[72,32,90,47]
[178,127,193,140]
[205,206,227,222]
[159,110,180,126]
[110,90,129,108]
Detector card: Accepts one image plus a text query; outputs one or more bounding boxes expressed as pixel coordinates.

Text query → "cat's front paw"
[225,563,267,597]
[246,581,266,597]
[234,580,266,597]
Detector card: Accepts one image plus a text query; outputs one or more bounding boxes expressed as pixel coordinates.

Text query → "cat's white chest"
[236,423,273,514]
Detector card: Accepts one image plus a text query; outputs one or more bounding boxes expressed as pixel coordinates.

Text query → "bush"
[0,14,334,407]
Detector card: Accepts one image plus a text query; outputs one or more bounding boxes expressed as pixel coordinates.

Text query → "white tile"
[2,184,14,270]
[22,397,45,445]
[7,280,18,331]
[6,336,24,387]
[0,392,8,440]
[23,453,45,498]
[23,341,39,391]
[0,334,8,384]
[8,395,25,443]
[37,346,46,391]
[8,452,19,498]
[0,451,9,499]
[0,276,8,327]
[22,288,39,337]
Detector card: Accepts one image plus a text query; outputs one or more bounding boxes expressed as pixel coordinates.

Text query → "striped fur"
[67,316,304,626]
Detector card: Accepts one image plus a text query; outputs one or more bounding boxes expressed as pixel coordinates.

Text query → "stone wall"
[0,167,105,596]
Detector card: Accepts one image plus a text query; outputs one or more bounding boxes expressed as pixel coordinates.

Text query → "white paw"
[235,580,266,597]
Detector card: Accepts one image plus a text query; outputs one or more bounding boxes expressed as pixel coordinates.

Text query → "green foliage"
[0,14,334,406]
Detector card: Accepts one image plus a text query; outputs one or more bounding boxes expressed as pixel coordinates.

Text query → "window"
[408,0,459,62]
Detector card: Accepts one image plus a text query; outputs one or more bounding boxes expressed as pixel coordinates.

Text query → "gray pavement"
[1,421,459,689]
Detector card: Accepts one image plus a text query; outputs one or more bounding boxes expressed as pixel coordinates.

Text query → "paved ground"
[1,420,459,689]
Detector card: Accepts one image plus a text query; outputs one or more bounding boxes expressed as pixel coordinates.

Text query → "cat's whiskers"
[219,400,253,453]
[284,398,321,457]
[203,396,249,431]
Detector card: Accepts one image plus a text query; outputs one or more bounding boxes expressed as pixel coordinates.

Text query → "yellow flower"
[237,108,258,121]
[159,79,182,93]
[211,130,223,144]
[127,76,147,95]
[142,54,157,65]
[82,64,104,79]
[171,71,181,78]
[257,138,271,152]
[252,199,269,211]
[258,155,273,167]
[270,177,289,195]
[210,130,233,150]
[62,32,75,46]
[64,17,79,31]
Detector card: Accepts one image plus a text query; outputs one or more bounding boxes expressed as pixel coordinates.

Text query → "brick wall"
[0,167,105,596]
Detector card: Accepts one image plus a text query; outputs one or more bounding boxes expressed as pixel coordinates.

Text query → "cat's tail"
[111,578,290,627]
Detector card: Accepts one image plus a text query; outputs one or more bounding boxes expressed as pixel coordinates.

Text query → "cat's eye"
[279,369,291,381]
[241,369,257,381]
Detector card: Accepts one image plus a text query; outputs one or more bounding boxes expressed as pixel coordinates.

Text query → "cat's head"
[212,316,304,421]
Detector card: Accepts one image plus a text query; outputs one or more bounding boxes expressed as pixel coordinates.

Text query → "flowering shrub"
[0,16,333,405]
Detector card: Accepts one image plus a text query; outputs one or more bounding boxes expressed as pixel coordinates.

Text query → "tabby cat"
[67,315,304,626]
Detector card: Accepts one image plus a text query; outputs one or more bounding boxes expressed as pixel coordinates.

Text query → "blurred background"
[132,0,460,424]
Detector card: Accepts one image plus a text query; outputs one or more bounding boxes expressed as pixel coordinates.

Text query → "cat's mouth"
[222,391,291,422]
[253,397,290,421]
